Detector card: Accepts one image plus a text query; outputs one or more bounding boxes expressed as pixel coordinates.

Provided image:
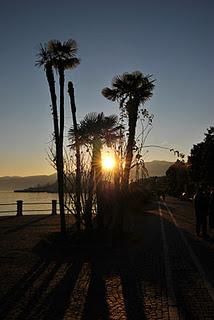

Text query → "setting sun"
[102,154,115,170]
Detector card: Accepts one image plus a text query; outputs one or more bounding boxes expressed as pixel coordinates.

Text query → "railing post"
[51,200,57,215]
[17,200,23,216]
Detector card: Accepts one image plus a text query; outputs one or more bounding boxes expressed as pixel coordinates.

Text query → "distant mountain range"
[145,160,173,177]
[0,174,56,191]
[0,161,173,191]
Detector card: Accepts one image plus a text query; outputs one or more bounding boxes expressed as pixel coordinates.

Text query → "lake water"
[0,191,58,216]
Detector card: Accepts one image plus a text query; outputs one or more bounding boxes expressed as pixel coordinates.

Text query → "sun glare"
[102,154,115,170]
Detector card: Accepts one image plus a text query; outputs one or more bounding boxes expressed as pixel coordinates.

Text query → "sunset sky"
[0,0,213,176]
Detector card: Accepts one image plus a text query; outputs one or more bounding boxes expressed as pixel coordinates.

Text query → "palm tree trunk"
[45,65,59,148]
[93,141,103,229]
[84,154,95,231]
[68,81,81,231]
[57,150,66,234]
[46,65,66,234]
[122,107,138,190]
[58,67,66,234]
[59,67,65,141]
[114,152,120,192]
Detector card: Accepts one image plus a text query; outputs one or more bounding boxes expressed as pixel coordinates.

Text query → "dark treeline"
[165,127,214,198]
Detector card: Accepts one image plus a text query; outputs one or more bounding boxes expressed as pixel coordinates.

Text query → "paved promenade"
[0,198,214,319]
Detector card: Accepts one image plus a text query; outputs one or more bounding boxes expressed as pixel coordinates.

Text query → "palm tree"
[48,40,80,233]
[36,39,80,234]
[68,112,120,229]
[102,71,155,190]
[47,40,80,144]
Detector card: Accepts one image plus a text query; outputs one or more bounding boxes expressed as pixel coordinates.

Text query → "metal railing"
[0,200,58,216]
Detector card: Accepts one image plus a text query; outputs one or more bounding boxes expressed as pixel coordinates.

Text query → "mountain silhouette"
[0,174,56,191]
[0,161,173,191]
[145,160,173,177]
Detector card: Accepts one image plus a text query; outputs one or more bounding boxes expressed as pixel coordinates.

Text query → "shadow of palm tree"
[82,232,147,320]
[2,199,213,319]
[120,265,146,319]
[0,260,52,318]
[33,260,83,319]
[0,234,84,319]
[82,257,110,320]
[4,215,53,235]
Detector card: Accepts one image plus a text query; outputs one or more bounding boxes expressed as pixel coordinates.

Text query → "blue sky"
[0,0,213,176]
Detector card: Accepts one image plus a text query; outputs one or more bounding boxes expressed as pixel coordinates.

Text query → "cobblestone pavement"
[159,198,214,319]
[0,198,214,319]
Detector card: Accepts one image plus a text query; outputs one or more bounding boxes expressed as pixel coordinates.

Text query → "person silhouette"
[194,185,210,238]
[209,188,214,229]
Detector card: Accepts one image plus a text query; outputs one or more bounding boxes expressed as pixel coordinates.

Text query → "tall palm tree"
[36,39,80,234]
[68,112,120,229]
[102,71,155,190]
[47,40,80,145]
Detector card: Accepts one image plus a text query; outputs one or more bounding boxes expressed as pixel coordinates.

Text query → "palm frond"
[63,39,78,55]
[68,112,120,148]
[35,43,52,67]
[63,57,80,69]
[101,87,118,101]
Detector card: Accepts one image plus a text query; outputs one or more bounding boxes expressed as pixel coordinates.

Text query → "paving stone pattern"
[0,198,214,319]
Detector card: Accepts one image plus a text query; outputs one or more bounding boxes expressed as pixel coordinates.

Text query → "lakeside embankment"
[0,191,58,216]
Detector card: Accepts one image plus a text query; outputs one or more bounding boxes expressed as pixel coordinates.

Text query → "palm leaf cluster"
[68,112,120,147]
[102,71,155,110]
[36,39,80,71]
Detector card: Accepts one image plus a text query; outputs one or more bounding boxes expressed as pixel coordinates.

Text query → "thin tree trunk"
[57,151,66,234]
[46,66,59,148]
[84,155,95,231]
[68,81,81,231]
[46,66,66,235]
[122,107,138,191]
[59,68,65,145]
[119,107,138,232]
[58,67,66,234]
[93,141,103,229]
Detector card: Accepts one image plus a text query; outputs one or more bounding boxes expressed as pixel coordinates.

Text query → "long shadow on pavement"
[3,202,214,319]
[0,236,84,320]
[3,215,53,235]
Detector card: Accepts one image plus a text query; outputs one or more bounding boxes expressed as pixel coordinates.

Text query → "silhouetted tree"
[166,160,190,196]
[36,39,80,234]
[68,112,120,229]
[102,71,155,190]
[189,127,214,186]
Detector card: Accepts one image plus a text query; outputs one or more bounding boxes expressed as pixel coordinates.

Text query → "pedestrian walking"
[161,191,166,201]
[209,188,214,228]
[194,185,210,238]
